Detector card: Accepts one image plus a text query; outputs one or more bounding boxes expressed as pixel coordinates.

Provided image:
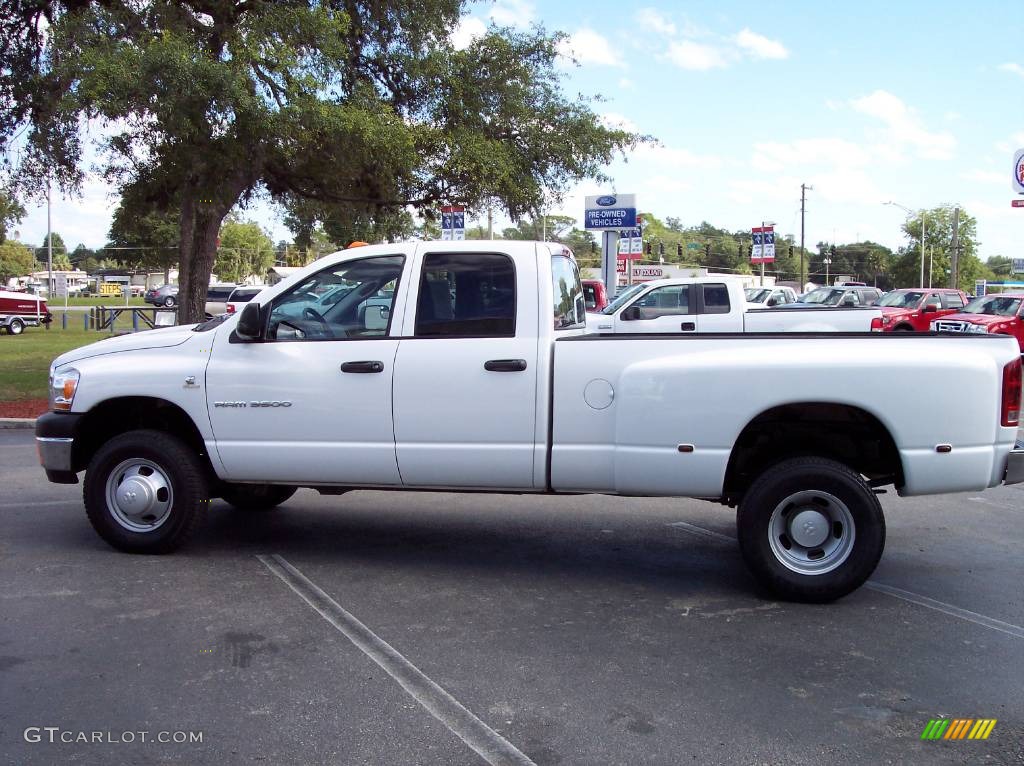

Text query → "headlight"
[968,324,990,334]
[49,367,80,411]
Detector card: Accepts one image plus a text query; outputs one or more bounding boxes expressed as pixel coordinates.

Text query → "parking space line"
[256,554,537,766]
[0,500,78,509]
[863,582,1024,640]
[666,521,1024,640]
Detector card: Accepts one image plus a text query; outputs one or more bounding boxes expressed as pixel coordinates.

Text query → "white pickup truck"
[37,241,1024,602]
[586,277,882,334]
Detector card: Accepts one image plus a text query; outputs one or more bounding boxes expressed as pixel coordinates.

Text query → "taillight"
[1001,357,1022,427]
[870,317,883,332]
[227,304,235,314]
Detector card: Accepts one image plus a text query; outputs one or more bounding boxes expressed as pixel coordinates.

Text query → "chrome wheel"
[767,490,855,575]
[104,458,174,532]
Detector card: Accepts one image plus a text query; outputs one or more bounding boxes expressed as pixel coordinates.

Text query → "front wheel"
[219,484,297,511]
[163,296,176,307]
[84,429,209,553]
[737,457,885,603]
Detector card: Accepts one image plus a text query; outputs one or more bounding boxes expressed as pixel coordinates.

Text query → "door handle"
[680,322,696,331]
[484,359,527,372]
[340,360,384,373]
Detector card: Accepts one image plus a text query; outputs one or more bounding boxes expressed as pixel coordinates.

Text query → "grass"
[0,319,139,401]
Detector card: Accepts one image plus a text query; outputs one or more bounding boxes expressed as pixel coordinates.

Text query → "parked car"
[932,293,1024,351]
[873,288,968,332]
[791,286,882,308]
[586,277,881,334]
[204,284,240,317]
[581,279,609,312]
[37,239,1024,603]
[144,284,178,308]
[745,286,798,307]
[225,286,266,315]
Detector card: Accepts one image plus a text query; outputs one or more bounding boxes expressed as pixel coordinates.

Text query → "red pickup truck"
[873,288,968,332]
[932,292,1024,351]
[582,279,609,312]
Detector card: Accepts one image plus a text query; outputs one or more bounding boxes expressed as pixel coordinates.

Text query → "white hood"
[51,324,201,368]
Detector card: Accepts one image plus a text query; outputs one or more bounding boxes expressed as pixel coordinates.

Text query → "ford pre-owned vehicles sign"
[584,193,636,229]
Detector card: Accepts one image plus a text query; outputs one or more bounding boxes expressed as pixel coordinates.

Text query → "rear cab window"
[700,283,731,314]
[414,252,516,337]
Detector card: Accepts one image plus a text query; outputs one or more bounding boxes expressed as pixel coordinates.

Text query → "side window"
[414,252,516,337]
[552,256,586,330]
[632,285,691,319]
[701,283,731,314]
[267,255,404,341]
[943,292,965,309]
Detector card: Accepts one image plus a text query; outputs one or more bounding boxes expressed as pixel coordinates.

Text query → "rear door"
[696,282,741,332]
[391,247,540,488]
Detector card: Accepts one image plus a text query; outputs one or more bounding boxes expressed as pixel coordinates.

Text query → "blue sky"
[15,0,1024,262]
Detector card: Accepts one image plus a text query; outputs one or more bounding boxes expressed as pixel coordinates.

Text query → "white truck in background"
[586,277,882,334]
[36,241,1024,603]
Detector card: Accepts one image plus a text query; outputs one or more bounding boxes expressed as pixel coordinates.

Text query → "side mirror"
[923,302,939,313]
[766,297,777,307]
[235,302,262,341]
[841,295,856,306]
[621,305,641,321]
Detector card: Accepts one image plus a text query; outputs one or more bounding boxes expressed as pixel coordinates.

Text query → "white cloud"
[451,16,486,50]
[962,169,1006,185]
[600,112,639,133]
[849,90,955,160]
[637,8,676,36]
[557,29,623,68]
[633,143,722,169]
[998,62,1024,78]
[752,138,872,173]
[735,28,789,60]
[618,77,635,90]
[489,0,534,28]
[666,40,727,71]
[995,132,1024,153]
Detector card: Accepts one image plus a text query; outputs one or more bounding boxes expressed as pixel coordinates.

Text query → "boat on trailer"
[0,289,52,335]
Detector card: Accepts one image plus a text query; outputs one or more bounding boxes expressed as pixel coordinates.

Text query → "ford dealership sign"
[584,193,636,230]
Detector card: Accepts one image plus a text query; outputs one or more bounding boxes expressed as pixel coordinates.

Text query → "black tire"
[83,429,208,553]
[163,295,176,307]
[894,325,914,332]
[219,484,297,511]
[8,318,24,335]
[737,457,885,603]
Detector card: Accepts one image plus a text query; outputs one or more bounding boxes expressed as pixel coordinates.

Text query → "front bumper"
[35,412,83,484]
[1005,448,1024,485]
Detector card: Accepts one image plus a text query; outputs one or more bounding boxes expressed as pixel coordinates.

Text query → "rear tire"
[220,484,297,511]
[163,296,176,307]
[84,429,208,553]
[8,318,24,335]
[894,324,914,332]
[737,457,885,603]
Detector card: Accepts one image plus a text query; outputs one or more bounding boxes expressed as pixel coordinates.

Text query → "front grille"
[934,320,969,333]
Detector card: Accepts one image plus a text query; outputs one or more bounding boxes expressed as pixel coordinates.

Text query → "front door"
[392,249,540,489]
[614,283,696,333]
[206,254,408,485]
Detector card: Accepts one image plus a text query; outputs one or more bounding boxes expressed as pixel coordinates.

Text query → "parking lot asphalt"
[1,428,1022,765]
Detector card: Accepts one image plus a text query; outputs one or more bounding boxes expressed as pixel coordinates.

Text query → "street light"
[823,257,832,286]
[884,201,926,287]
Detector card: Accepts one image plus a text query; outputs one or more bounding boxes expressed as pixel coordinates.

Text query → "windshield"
[878,291,924,308]
[745,288,770,303]
[602,283,648,314]
[961,295,1023,316]
[799,288,845,306]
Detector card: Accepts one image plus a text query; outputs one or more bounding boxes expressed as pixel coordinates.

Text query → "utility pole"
[800,184,812,288]
[486,206,493,239]
[46,179,53,330]
[949,206,960,289]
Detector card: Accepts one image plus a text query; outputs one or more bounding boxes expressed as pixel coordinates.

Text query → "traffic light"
[704,243,711,259]
[658,241,665,256]
[830,244,837,257]
[677,243,683,257]
[590,240,596,254]
[645,241,652,255]
[789,245,794,257]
